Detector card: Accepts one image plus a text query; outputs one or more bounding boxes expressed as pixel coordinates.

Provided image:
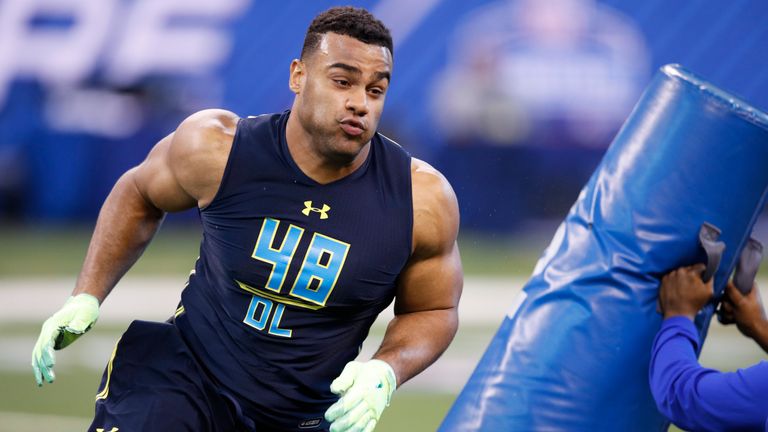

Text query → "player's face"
[290,32,392,163]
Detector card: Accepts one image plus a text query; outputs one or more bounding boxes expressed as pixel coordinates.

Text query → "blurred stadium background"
[1,0,767,430]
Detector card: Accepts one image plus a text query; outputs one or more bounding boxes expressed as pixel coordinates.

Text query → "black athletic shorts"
[89,320,256,432]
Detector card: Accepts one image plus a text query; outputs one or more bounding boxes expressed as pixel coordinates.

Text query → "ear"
[289,59,305,94]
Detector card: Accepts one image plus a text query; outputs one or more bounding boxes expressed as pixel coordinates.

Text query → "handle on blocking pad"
[699,222,725,283]
[733,237,763,295]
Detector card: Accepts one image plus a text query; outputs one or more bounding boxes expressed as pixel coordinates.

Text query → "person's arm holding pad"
[651,265,768,431]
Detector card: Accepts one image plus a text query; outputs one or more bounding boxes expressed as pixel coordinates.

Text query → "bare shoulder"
[170,109,240,207]
[171,109,239,160]
[410,157,460,254]
[411,157,458,216]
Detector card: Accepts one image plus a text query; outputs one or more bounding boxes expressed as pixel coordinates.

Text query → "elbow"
[101,171,165,237]
[652,389,682,426]
[650,367,714,431]
[440,305,459,340]
[649,362,676,421]
[121,169,165,219]
[649,356,688,426]
[652,388,700,431]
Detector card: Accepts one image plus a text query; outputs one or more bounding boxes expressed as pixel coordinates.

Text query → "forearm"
[373,308,458,386]
[73,170,165,302]
[748,321,768,354]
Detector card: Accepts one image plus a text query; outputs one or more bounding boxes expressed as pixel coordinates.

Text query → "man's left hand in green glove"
[324,359,397,432]
[31,293,100,386]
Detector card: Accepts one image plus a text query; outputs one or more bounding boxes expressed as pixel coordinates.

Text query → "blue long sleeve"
[649,316,768,431]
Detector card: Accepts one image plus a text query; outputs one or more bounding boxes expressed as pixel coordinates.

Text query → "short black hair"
[301,6,393,60]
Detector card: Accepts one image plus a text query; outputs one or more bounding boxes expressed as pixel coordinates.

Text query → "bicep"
[132,133,197,212]
[396,160,463,314]
[394,241,462,314]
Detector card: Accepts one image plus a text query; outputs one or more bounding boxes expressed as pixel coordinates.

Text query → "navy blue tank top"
[174,111,413,430]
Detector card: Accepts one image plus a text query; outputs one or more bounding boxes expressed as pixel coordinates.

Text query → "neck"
[285,111,370,184]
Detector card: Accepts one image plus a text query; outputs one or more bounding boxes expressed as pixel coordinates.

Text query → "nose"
[345,88,369,117]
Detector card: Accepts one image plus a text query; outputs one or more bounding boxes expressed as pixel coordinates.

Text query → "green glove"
[31,293,100,386]
[325,359,397,432]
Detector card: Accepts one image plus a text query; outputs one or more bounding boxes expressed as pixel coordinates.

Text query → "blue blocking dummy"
[440,64,768,431]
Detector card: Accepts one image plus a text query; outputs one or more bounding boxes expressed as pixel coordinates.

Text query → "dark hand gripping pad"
[440,64,768,431]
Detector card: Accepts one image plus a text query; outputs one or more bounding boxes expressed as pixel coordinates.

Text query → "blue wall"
[1,0,766,229]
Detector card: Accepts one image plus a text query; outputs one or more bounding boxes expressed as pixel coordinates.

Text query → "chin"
[325,137,368,163]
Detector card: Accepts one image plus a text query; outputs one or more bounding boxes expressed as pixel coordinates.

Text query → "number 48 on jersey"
[238,218,350,338]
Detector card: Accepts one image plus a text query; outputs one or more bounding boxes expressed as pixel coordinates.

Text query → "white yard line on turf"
[0,276,529,325]
[3,277,767,393]
[0,411,90,432]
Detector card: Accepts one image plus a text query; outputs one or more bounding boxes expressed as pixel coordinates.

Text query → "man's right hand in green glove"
[325,359,397,432]
[31,293,100,386]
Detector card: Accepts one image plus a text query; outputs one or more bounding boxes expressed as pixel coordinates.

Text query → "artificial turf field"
[1,226,537,431]
[1,225,764,431]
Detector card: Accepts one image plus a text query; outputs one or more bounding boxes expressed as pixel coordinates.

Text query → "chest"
[201,182,412,309]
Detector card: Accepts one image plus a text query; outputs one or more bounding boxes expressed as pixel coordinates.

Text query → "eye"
[333,79,351,87]
[368,87,385,96]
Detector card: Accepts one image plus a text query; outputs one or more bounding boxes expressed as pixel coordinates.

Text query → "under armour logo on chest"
[302,201,331,219]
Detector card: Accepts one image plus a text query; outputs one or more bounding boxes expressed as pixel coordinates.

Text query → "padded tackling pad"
[440,64,768,431]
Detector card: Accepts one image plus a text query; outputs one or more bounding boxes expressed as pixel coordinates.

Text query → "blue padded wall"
[440,64,768,431]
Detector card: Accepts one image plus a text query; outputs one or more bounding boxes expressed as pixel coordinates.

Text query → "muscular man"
[31,7,463,432]
[651,265,768,431]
